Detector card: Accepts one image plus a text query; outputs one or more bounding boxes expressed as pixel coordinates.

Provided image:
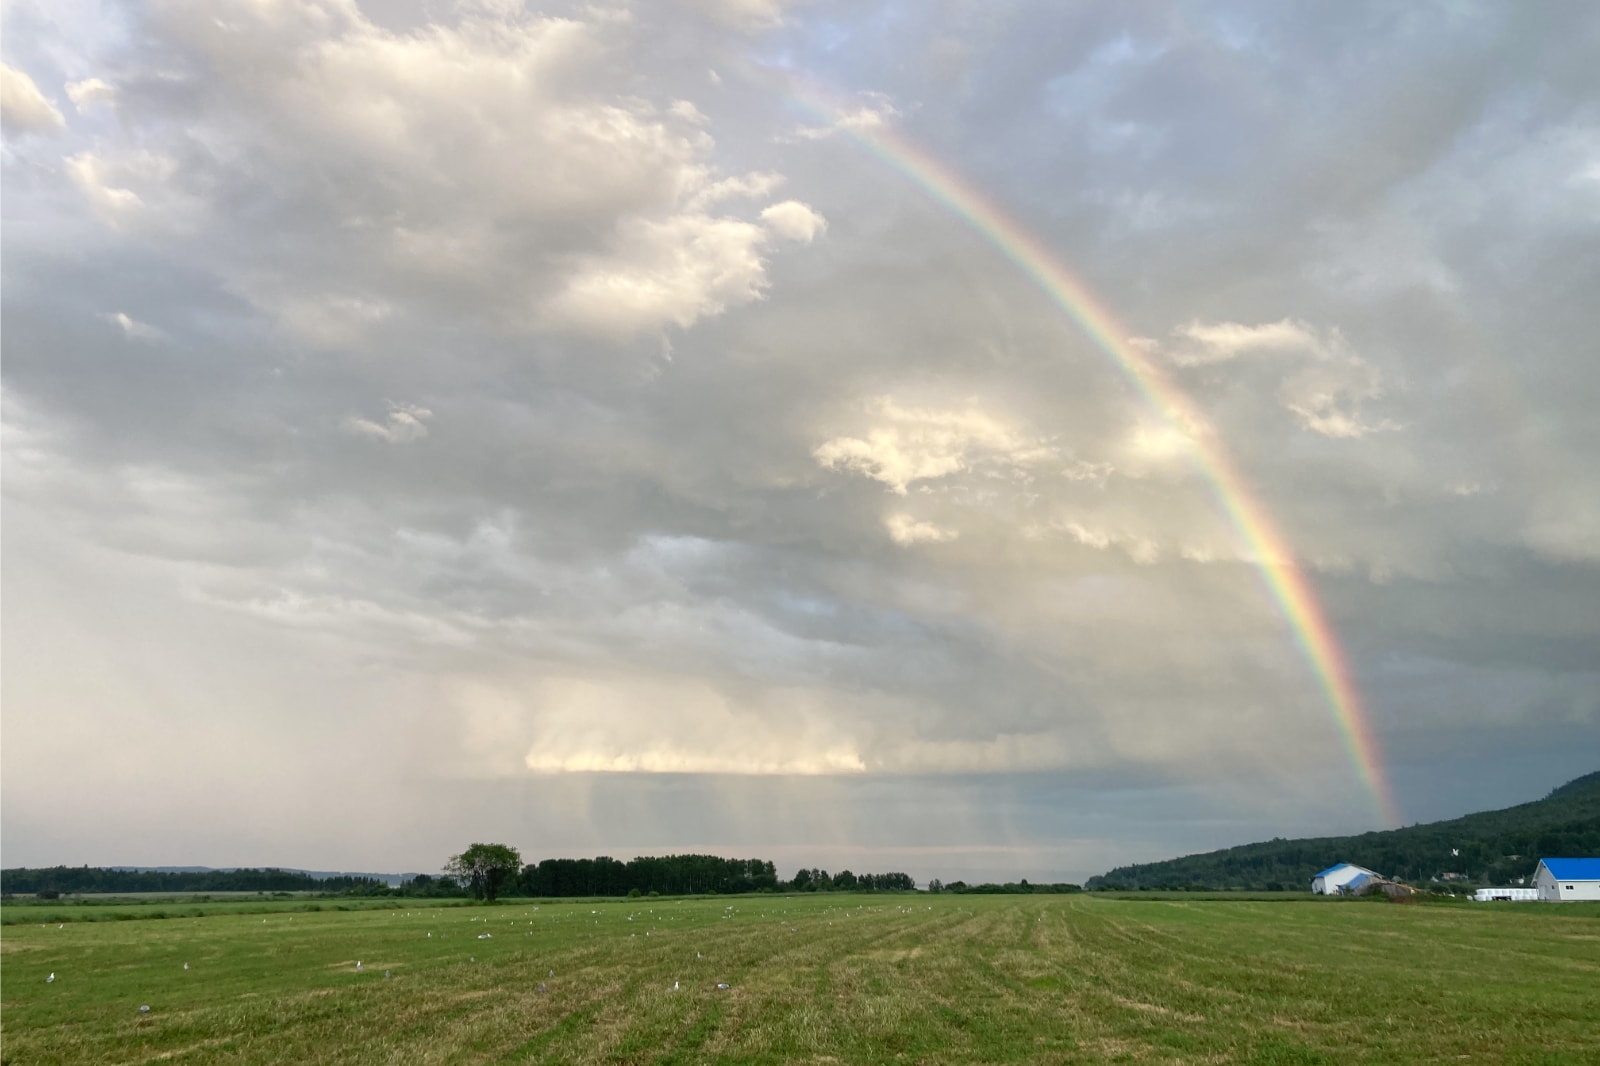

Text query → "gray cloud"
[3,0,1596,878]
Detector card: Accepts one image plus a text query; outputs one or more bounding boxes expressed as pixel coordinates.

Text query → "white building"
[1533,858,1600,901]
[1473,887,1539,902]
[1311,863,1379,895]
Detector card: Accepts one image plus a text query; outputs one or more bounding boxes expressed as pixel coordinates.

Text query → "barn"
[1311,863,1380,895]
[1533,858,1600,901]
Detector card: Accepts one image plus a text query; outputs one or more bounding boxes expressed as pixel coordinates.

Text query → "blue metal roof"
[1314,864,1352,878]
[1539,858,1600,880]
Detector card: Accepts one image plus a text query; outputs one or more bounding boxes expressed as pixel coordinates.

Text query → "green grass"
[3,894,1596,1064]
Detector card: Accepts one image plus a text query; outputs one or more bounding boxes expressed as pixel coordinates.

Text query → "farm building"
[1473,887,1539,902]
[1311,863,1380,895]
[1533,858,1600,901]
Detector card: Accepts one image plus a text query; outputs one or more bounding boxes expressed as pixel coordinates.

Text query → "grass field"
[3,894,1596,1065]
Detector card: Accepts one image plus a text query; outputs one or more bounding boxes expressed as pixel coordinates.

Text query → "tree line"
[1,854,921,901]
[0,866,390,896]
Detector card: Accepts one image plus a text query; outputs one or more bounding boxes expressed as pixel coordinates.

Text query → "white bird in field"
[139,1005,151,1013]
[183,963,189,971]
[673,980,679,991]
[46,973,55,983]
[356,961,362,971]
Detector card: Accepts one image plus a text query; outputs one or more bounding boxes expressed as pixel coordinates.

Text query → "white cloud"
[884,513,958,546]
[688,170,783,209]
[544,214,771,336]
[71,0,819,341]
[1139,318,1398,439]
[65,77,116,113]
[760,199,827,242]
[793,93,900,141]
[1279,357,1396,439]
[0,64,65,135]
[814,398,1057,495]
[341,402,433,444]
[1058,521,1161,565]
[1137,317,1321,367]
[100,312,165,342]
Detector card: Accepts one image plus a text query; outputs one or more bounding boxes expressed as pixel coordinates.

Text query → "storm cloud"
[4,0,1597,882]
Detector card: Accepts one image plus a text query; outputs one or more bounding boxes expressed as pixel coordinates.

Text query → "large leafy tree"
[445,843,523,902]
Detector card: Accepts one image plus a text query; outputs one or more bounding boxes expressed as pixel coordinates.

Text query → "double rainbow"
[779,82,1400,826]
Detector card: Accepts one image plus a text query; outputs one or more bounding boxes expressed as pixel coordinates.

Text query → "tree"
[446,843,523,902]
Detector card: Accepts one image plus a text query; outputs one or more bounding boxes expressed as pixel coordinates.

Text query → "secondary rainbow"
[779,79,1400,826]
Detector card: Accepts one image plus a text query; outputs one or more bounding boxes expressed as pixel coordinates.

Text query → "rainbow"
[776,77,1400,827]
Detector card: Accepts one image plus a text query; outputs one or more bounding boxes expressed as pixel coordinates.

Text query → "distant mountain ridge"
[1087,770,1600,891]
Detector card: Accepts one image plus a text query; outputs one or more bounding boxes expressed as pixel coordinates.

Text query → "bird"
[139,1005,151,1013]
[385,970,392,979]
[673,980,679,991]
[183,963,189,971]
[716,982,731,990]
[356,961,362,971]
[46,973,55,984]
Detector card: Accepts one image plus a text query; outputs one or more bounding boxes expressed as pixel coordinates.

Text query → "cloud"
[1133,318,1322,367]
[1135,318,1399,438]
[60,0,819,341]
[543,214,771,336]
[4,0,1597,875]
[100,311,165,342]
[884,513,958,546]
[0,63,64,135]
[814,398,1057,494]
[760,200,827,242]
[792,92,900,140]
[341,402,433,444]
[65,77,115,113]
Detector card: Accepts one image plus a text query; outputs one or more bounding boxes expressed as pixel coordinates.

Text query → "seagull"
[183,963,189,971]
[716,982,731,990]
[385,970,392,979]
[356,961,362,971]
[46,973,55,983]
[139,1005,151,1013]
[673,980,679,991]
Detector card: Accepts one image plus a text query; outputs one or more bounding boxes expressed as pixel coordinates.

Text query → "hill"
[1086,770,1600,891]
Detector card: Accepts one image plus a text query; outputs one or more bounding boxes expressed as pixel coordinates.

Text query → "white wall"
[1535,865,1600,901]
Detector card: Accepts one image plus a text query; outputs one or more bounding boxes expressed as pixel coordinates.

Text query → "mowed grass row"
[2,894,1596,1065]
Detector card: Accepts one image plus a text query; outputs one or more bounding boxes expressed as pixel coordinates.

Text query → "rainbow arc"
[775,76,1399,826]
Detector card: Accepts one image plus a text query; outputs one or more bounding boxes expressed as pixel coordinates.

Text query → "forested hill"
[1086,770,1600,891]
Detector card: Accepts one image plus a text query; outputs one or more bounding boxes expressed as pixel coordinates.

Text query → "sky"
[3,0,1597,885]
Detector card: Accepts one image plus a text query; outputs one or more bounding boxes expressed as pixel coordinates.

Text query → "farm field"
[3,894,1596,1065]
